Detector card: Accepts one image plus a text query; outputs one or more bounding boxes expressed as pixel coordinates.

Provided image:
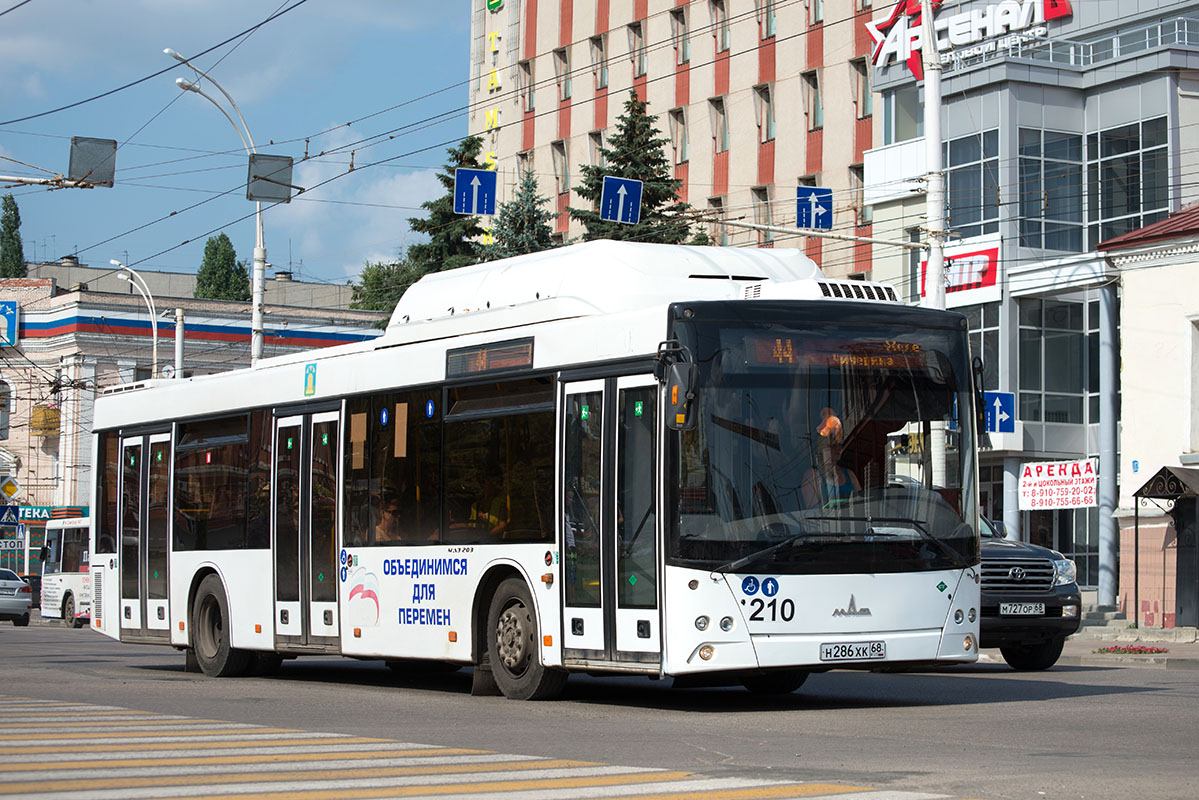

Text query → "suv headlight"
[1053,558,1077,586]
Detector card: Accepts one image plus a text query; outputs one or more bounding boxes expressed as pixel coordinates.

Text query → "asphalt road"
[4,621,1197,800]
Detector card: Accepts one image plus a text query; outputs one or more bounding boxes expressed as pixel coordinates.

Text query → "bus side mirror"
[665,362,698,431]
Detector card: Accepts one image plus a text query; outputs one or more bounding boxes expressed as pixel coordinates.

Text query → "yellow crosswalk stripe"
[3,735,391,754]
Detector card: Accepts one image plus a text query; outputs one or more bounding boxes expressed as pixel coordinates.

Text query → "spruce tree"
[405,135,486,275]
[485,169,557,260]
[0,194,26,278]
[568,91,698,244]
[194,233,251,301]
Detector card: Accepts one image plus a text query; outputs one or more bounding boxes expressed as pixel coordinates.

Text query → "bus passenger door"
[118,432,172,642]
[561,376,660,668]
[272,410,340,650]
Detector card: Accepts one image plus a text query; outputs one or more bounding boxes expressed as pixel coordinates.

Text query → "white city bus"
[90,241,981,700]
[39,518,91,626]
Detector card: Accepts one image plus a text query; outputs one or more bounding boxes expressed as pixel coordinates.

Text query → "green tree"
[568,91,699,244]
[484,169,557,260]
[349,259,425,316]
[405,135,486,275]
[194,233,251,301]
[0,194,26,278]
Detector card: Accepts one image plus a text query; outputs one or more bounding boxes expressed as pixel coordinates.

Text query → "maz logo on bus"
[740,576,796,623]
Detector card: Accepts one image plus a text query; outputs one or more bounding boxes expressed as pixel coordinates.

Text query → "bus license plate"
[820,641,886,662]
[1000,602,1045,616]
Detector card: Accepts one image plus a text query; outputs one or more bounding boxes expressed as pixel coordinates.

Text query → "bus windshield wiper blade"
[713,530,808,574]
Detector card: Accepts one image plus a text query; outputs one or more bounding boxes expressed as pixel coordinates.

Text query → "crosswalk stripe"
[0,758,601,793]
[0,695,976,800]
[19,768,700,800]
[0,743,484,767]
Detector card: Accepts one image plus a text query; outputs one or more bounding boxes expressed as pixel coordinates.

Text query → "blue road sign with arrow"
[599,176,643,224]
[796,186,833,230]
[453,168,497,216]
[984,391,1016,434]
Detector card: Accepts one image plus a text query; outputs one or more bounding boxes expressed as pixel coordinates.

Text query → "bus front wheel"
[192,575,250,677]
[486,578,567,701]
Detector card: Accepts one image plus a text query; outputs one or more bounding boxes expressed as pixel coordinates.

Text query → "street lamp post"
[165,47,266,365]
[111,259,158,378]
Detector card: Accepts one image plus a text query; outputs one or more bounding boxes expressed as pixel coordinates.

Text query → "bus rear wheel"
[192,575,250,677]
[62,594,75,626]
[486,578,567,701]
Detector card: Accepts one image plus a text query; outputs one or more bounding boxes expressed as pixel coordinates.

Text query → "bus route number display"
[742,336,926,369]
[446,338,534,378]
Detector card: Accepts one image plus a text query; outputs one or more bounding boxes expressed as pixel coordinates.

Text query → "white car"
[0,568,32,626]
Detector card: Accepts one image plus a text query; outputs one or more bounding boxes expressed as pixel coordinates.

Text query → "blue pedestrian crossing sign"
[984,391,1016,434]
[0,505,17,525]
[453,168,497,216]
[796,186,833,230]
[599,176,643,224]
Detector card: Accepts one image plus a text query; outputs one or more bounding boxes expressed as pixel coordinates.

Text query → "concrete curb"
[1056,653,1199,670]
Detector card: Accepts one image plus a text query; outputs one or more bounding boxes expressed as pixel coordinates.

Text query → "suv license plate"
[999,602,1045,615]
[820,641,886,662]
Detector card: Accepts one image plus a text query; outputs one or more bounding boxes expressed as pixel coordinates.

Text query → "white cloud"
[269,127,443,283]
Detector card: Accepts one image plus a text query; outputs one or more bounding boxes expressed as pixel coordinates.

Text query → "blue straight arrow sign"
[453,168,497,216]
[600,176,643,224]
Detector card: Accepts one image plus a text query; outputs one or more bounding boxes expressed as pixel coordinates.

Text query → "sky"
[0,0,470,291]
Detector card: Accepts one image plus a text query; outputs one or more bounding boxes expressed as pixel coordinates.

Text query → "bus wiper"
[862,521,971,570]
[712,526,809,574]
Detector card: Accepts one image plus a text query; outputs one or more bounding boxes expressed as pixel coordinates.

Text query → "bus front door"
[561,376,661,669]
[118,432,172,643]
[272,411,341,651]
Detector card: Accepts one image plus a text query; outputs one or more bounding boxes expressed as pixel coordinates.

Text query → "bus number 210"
[748,597,795,622]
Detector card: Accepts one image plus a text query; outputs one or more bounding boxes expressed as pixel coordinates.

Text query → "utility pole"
[921,0,946,313]
[921,0,948,489]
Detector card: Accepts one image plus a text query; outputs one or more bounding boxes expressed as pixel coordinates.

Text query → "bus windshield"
[667,305,979,575]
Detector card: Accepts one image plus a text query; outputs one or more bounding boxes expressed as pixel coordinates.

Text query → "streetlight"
[111,260,158,378]
[165,47,266,365]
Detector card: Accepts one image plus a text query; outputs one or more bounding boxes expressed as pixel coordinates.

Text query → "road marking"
[0,695,972,800]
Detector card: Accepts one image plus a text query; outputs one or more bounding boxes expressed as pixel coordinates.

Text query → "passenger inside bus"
[375,495,403,543]
[802,409,861,509]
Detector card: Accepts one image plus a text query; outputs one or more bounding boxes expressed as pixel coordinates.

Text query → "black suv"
[980,517,1081,670]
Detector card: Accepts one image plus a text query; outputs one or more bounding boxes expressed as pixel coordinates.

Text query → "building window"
[753,187,773,243]
[668,108,689,164]
[551,140,569,195]
[851,58,872,119]
[709,97,729,153]
[756,0,776,39]
[811,0,825,24]
[849,164,872,226]
[1018,297,1088,425]
[516,150,530,176]
[589,130,606,168]
[711,0,730,53]
[519,60,534,112]
[945,129,999,239]
[857,0,873,8]
[589,35,608,90]
[628,22,646,78]
[1019,129,1083,252]
[754,85,775,143]
[671,8,690,65]
[553,47,571,101]
[803,71,822,130]
[883,85,921,144]
[709,197,727,246]
[1087,116,1169,246]
[960,302,1000,391]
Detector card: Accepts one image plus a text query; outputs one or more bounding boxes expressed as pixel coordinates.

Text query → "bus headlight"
[954,609,964,624]
[695,615,710,631]
[699,645,715,660]
[720,616,734,632]
[963,635,975,652]
[968,608,977,623]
